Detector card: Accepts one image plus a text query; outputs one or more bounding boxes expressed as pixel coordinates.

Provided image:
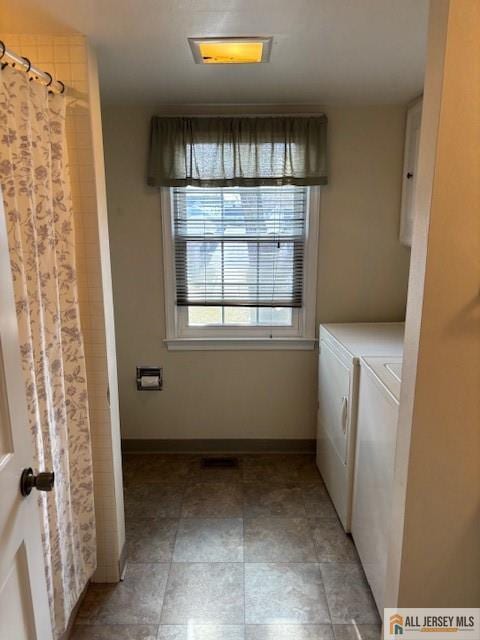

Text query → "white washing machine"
[351,355,403,615]
[316,323,404,531]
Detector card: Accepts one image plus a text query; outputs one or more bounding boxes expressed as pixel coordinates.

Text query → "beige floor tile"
[246,625,334,640]
[302,481,329,500]
[123,455,193,487]
[181,483,243,517]
[71,625,158,639]
[76,564,169,625]
[243,483,306,517]
[244,516,316,562]
[242,454,320,483]
[245,562,330,624]
[320,563,380,625]
[333,624,382,640]
[157,625,245,640]
[127,518,178,563]
[303,484,338,518]
[241,455,280,483]
[173,518,243,562]
[161,563,244,624]
[309,518,359,563]
[125,483,185,519]
[75,585,114,623]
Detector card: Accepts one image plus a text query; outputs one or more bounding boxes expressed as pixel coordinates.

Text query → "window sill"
[164,337,317,351]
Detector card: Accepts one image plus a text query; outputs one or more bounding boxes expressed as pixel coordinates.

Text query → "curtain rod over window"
[147,114,328,188]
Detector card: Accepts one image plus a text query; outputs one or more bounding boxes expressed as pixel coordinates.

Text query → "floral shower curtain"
[0,66,96,637]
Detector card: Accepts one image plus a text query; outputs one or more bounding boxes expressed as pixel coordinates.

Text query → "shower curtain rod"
[0,40,66,94]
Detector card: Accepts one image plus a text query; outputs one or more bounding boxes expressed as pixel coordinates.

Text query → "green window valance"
[147,115,328,188]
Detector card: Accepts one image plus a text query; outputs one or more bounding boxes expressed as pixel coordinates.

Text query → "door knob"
[20,467,55,497]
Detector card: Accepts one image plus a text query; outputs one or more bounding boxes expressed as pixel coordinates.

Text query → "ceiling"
[2,0,429,105]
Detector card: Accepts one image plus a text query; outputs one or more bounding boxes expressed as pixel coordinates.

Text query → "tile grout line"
[242,479,246,635]
[300,473,334,628]
[157,474,188,630]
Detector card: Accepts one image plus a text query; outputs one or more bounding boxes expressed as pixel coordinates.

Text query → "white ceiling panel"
[1,0,429,105]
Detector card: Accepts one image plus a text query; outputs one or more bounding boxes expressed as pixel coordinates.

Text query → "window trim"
[161,186,320,350]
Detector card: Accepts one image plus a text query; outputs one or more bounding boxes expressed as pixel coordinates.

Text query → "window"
[162,185,319,350]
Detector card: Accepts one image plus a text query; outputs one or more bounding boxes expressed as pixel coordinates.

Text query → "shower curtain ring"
[0,41,5,60]
[44,71,53,87]
[58,80,66,94]
[22,57,32,73]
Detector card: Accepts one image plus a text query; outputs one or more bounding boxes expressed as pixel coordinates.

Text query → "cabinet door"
[400,98,423,246]
[318,340,351,465]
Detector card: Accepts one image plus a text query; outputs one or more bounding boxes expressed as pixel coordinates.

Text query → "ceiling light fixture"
[188,37,272,65]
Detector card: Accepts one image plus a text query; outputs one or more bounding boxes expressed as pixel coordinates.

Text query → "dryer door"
[318,339,351,465]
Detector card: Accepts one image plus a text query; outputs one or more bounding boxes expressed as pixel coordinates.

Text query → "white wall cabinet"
[399,98,423,246]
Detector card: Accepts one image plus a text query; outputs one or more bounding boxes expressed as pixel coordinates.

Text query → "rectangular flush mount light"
[189,37,272,64]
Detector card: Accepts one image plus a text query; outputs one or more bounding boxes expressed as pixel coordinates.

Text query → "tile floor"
[72,454,380,640]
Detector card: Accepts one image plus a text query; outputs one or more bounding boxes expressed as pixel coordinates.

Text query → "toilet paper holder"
[136,366,163,391]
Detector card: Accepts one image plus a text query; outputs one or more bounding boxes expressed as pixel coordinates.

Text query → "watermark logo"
[389,613,404,635]
[384,609,480,640]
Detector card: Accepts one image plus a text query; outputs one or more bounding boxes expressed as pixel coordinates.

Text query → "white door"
[0,196,53,639]
[399,98,423,246]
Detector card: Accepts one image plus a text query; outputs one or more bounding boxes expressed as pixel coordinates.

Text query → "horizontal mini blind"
[173,186,307,308]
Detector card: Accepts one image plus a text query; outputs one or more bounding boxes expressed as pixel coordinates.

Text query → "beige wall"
[386,0,480,607]
[102,104,411,440]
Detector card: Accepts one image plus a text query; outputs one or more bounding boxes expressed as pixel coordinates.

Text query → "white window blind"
[172,186,307,308]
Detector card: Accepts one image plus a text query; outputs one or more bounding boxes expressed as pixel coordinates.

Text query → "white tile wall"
[3,34,125,583]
